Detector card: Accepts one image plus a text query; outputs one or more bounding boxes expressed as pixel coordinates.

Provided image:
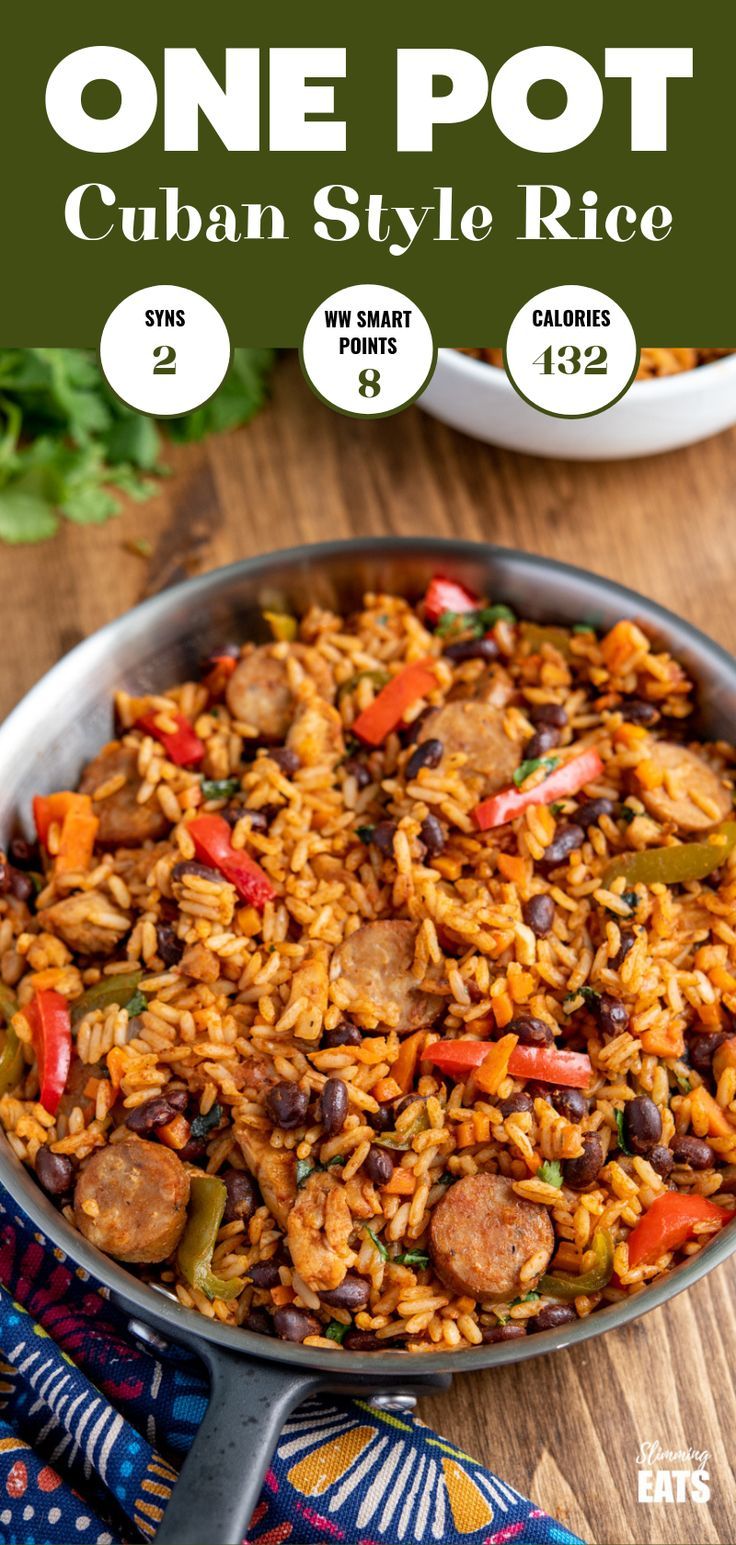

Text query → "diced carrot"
[106,1047,127,1088]
[600,620,648,674]
[614,723,649,748]
[371,1076,402,1103]
[381,1167,416,1195]
[640,1023,685,1058]
[389,1030,426,1095]
[509,971,534,1004]
[179,785,203,810]
[497,853,526,885]
[270,1284,294,1306]
[157,1115,190,1150]
[473,1112,491,1143]
[475,1033,519,1096]
[697,1001,723,1029]
[710,965,736,993]
[34,791,90,847]
[690,1083,735,1137]
[56,800,99,876]
[492,990,514,1030]
[454,1120,476,1149]
[713,1037,736,1080]
[83,1078,101,1100]
[635,759,664,791]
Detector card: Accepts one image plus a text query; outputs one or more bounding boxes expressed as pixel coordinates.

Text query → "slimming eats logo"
[636,1441,710,1505]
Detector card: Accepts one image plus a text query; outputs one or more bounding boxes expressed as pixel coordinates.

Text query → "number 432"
[533,345,607,375]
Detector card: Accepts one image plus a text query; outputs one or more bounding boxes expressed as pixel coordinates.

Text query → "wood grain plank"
[2,350,736,1544]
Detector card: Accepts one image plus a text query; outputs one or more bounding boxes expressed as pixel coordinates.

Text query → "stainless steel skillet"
[1,537,735,1545]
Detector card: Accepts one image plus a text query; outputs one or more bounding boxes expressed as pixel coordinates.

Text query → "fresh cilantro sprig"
[436,603,516,640]
[537,1160,563,1188]
[201,778,241,801]
[364,1227,429,1270]
[513,755,559,788]
[614,1108,633,1155]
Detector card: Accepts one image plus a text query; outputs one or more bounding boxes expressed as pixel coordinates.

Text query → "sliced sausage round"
[226,644,333,740]
[418,700,521,794]
[429,1172,554,1301]
[637,742,732,832]
[80,743,170,847]
[74,1136,190,1263]
[330,919,444,1034]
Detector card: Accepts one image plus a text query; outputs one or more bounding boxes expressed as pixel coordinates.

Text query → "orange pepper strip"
[475,1033,519,1096]
[55,799,99,876]
[33,792,89,848]
[388,1030,426,1095]
[352,660,437,747]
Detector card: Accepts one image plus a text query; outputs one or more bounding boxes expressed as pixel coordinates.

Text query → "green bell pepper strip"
[0,987,22,1098]
[602,821,736,891]
[70,969,143,1027]
[177,1174,242,1301]
[538,1226,614,1301]
[337,669,390,705]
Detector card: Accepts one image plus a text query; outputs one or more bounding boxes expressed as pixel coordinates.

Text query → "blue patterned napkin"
[0,1186,583,1544]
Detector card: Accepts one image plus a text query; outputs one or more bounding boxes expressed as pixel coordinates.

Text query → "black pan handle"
[156,1341,451,1545]
[156,1343,323,1545]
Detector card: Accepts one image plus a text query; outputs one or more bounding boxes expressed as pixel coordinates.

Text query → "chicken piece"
[40,891,130,957]
[74,1137,190,1263]
[226,644,334,740]
[287,949,329,1041]
[178,941,221,984]
[236,1124,296,1229]
[637,741,732,832]
[287,1169,352,1292]
[80,743,170,846]
[286,696,344,768]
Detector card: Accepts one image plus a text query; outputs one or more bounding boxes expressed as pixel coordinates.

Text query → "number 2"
[153,344,177,375]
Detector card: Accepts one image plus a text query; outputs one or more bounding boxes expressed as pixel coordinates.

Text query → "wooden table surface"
[3,353,736,1545]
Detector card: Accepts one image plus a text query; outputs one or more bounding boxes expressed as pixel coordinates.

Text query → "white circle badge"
[100,285,231,416]
[505,285,638,418]
[301,284,436,417]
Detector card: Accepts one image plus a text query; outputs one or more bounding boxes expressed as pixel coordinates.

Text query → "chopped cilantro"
[125,990,147,1018]
[565,985,600,1011]
[366,1225,389,1261]
[356,825,375,844]
[572,622,597,636]
[513,755,559,788]
[437,603,516,640]
[510,1290,541,1306]
[393,1249,430,1269]
[325,1320,349,1343]
[201,778,241,800]
[190,1103,223,1140]
[437,1171,457,1187]
[296,1159,314,1188]
[537,1160,563,1188]
[549,802,566,816]
[674,1073,692,1094]
[617,803,637,826]
[614,1108,632,1154]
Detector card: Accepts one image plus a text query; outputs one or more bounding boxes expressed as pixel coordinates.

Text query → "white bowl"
[420,348,736,460]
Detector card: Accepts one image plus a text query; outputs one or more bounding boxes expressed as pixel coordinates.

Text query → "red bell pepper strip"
[188,814,276,911]
[34,792,89,847]
[473,747,605,831]
[352,660,438,747]
[137,712,204,768]
[422,576,479,625]
[507,1043,593,1088]
[425,1040,488,1078]
[627,1191,735,1269]
[25,990,72,1116]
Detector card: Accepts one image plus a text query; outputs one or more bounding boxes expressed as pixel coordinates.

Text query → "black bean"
[622,699,660,726]
[597,993,630,1037]
[265,1081,309,1130]
[247,1258,283,1289]
[522,894,555,938]
[551,1087,588,1123]
[372,821,397,856]
[320,1078,349,1137]
[528,1304,577,1332]
[178,1137,207,1165]
[323,1022,362,1049]
[241,807,271,834]
[649,1145,675,1180]
[672,1135,715,1170]
[9,837,36,870]
[320,1272,371,1311]
[245,1308,273,1337]
[525,1082,553,1105]
[165,1088,191,1113]
[540,824,585,868]
[529,703,568,729]
[610,928,636,970]
[508,1015,554,1047]
[156,924,184,966]
[126,1096,176,1135]
[222,1169,257,1224]
[9,872,33,904]
[563,1133,604,1191]
[171,860,222,886]
[274,1306,321,1343]
[370,1102,396,1134]
[481,1323,527,1344]
[443,637,498,663]
[0,862,11,894]
[624,1096,662,1155]
[419,815,446,857]
[364,1145,395,1186]
[344,758,372,790]
[406,739,444,780]
[497,1092,533,1117]
[575,799,616,831]
[343,1330,383,1350]
[687,1033,725,1078]
[526,725,560,760]
[35,1147,74,1196]
[270,747,300,776]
